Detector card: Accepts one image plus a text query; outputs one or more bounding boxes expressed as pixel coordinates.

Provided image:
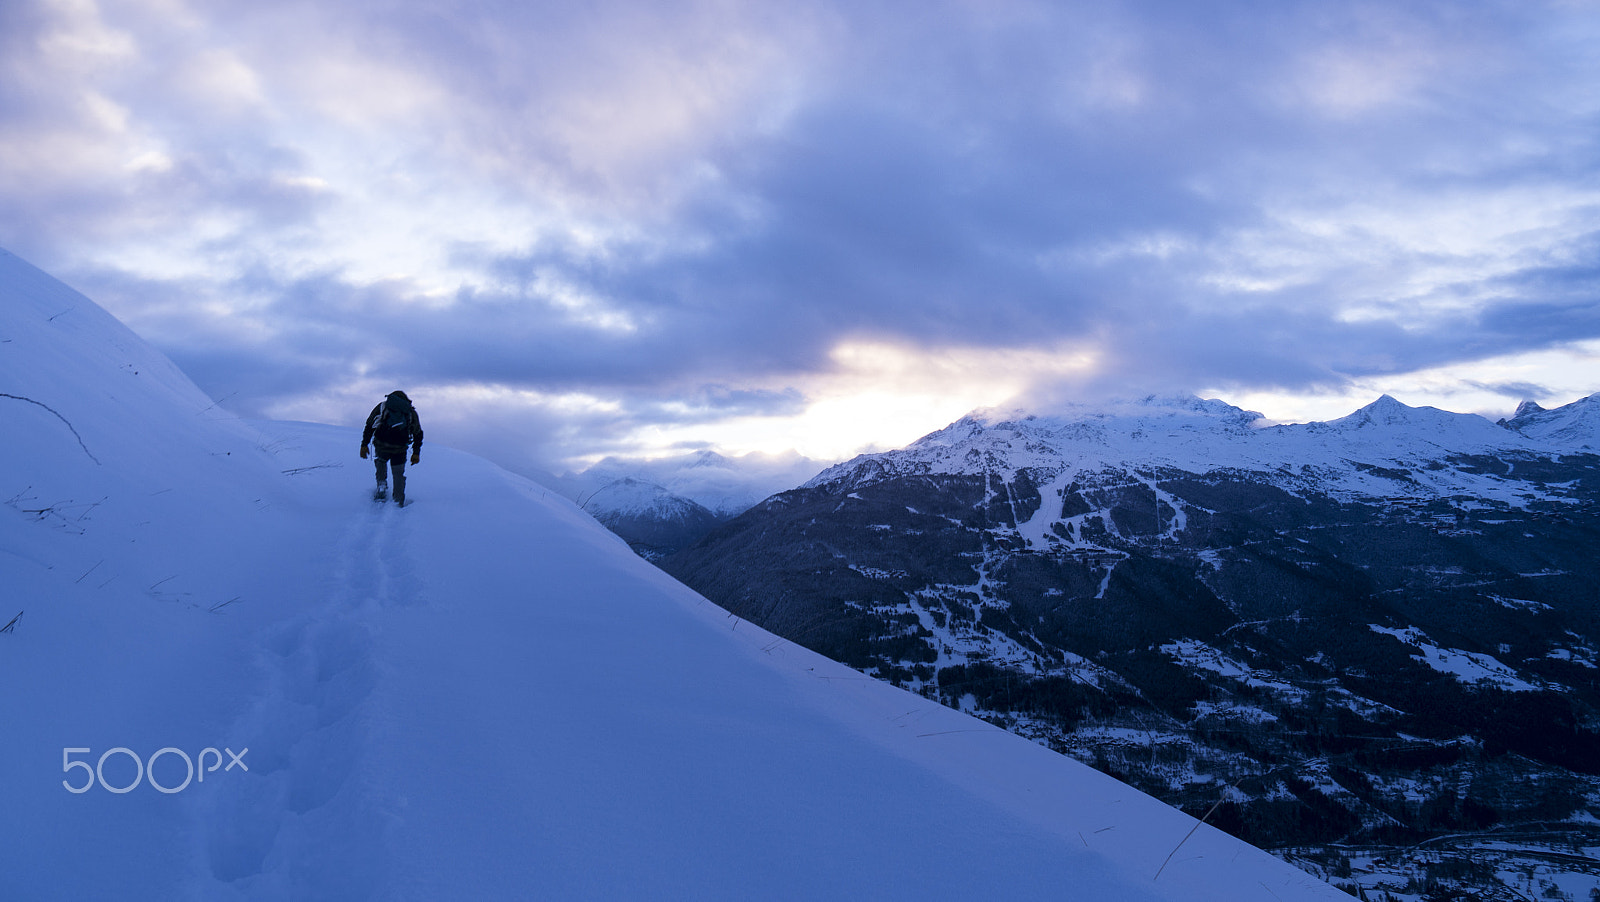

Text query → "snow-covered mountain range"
[667,393,1600,900]
[1501,394,1600,452]
[559,449,829,557]
[807,392,1596,506]
[565,448,826,517]
[0,247,1342,899]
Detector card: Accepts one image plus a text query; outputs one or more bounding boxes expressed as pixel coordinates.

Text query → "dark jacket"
[363,392,424,457]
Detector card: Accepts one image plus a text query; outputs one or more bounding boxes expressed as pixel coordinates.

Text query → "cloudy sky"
[4,0,1599,478]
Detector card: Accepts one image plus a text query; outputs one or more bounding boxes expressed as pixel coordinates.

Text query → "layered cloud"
[3,0,1599,471]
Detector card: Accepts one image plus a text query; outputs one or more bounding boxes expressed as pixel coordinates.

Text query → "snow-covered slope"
[0,249,1340,899]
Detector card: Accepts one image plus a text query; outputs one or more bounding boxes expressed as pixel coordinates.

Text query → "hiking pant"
[374,451,407,499]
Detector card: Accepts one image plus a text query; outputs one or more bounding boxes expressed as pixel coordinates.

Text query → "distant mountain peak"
[584,477,700,517]
[1321,395,1527,449]
[1334,394,1414,428]
[909,413,991,448]
[1499,391,1600,451]
[1511,399,1547,419]
[1134,392,1256,416]
[686,449,732,468]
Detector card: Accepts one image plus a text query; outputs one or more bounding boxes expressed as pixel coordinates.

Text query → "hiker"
[360,390,424,505]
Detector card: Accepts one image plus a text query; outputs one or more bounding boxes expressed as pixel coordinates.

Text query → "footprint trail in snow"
[193,502,418,898]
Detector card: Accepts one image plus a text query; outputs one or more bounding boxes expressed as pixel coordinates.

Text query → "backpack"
[372,395,413,445]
